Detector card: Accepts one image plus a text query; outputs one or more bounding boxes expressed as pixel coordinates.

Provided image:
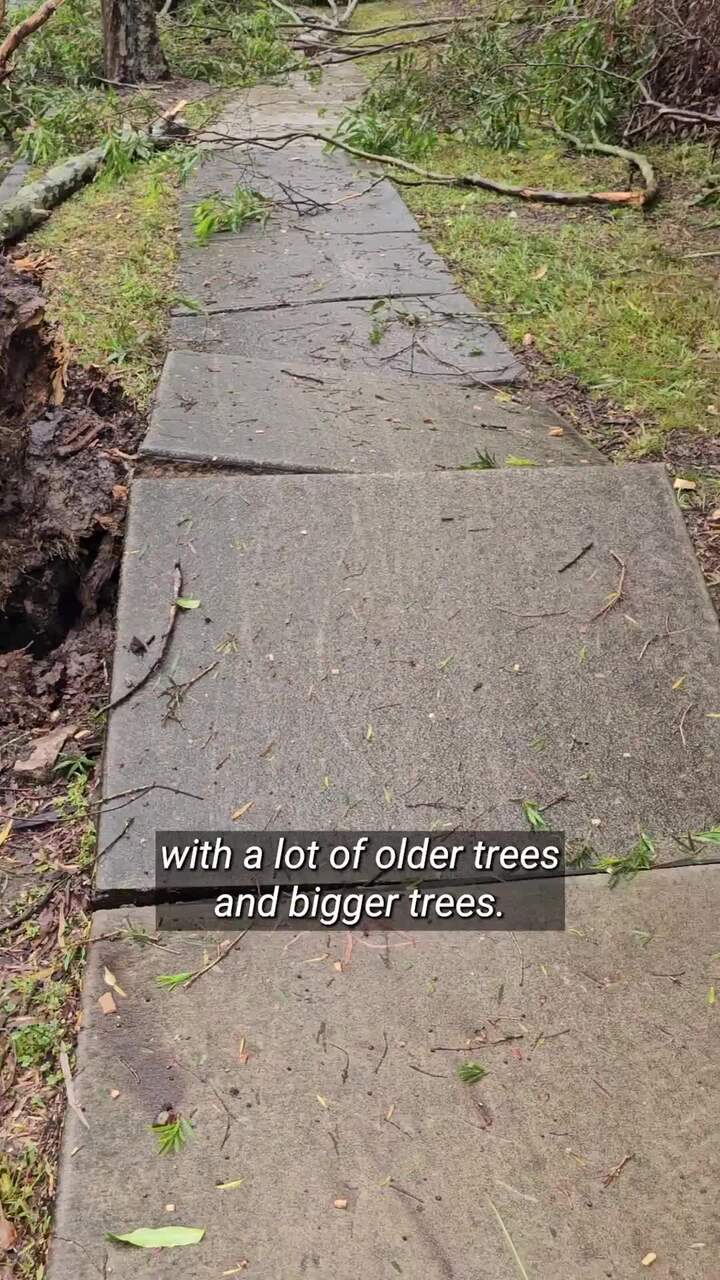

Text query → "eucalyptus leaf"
[106,1226,205,1249]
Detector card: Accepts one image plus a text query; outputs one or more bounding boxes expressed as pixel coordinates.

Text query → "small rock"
[13,724,77,780]
[333,1199,348,1210]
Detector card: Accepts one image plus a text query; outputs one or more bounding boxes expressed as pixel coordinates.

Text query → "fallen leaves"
[103,966,127,999]
[456,1061,488,1084]
[0,1215,17,1251]
[232,800,254,821]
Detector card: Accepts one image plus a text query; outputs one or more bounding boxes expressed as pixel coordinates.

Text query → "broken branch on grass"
[550,123,659,207]
[0,100,188,243]
[0,0,65,83]
[211,128,659,211]
[0,877,67,934]
[634,94,720,133]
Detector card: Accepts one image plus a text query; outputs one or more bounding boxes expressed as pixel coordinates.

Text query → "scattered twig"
[589,551,627,622]
[558,542,594,573]
[373,1030,389,1074]
[99,563,183,714]
[602,1153,634,1187]
[487,1196,530,1280]
[59,1049,90,1131]
[183,928,251,989]
[677,701,694,749]
[510,932,525,988]
[0,877,67,934]
[94,781,205,815]
[95,818,134,862]
[160,660,219,724]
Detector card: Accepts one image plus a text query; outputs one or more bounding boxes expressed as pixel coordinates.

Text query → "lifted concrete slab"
[169,294,521,385]
[48,866,720,1279]
[141,352,595,470]
[96,466,719,897]
[176,223,462,312]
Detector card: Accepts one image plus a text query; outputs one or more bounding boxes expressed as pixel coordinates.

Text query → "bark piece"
[13,723,77,779]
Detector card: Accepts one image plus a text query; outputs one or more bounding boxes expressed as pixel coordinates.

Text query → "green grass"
[30,153,181,404]
[457,1061,488,1084]
[401,134,720,435]
[349,1,417,38]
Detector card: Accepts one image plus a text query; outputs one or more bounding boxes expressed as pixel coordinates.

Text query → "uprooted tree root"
[0,256,143,728]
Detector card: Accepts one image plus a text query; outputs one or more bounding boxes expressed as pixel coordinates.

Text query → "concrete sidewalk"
[48,61,720,1280]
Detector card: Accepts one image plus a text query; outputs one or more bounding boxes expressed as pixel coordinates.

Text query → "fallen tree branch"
[296,32,453,63]
[0,100,188,243]
[266,0,304,25]
[209,127,659,210]
[550,124,659,206]
[637,95,720,130]
[0,0,65,82]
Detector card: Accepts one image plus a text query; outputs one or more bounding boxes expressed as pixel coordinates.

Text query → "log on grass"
[0,105,188,244]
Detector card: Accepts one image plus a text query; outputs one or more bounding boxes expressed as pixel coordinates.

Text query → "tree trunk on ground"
[101,0,169,82]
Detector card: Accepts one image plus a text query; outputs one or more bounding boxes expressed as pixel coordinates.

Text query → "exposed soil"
[0,254,144,742]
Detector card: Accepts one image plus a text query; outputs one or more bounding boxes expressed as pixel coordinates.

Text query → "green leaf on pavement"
[106,1226,205,1248]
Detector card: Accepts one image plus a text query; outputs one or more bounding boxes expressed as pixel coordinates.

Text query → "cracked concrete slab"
[176,223,463,312]
[209,61,368,133]
[48,867,720,1279]
[95,466,719,898]
[140,352,595,469]
[180,141,422,236]
[169,294,521,385]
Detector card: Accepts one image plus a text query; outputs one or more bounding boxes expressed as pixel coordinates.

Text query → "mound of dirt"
[0,255,144,732]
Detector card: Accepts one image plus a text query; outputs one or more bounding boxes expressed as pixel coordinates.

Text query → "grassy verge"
[29,153,182,405]
[401,135,720,439]
[0,763,95,1279]
[348,3,720,447]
